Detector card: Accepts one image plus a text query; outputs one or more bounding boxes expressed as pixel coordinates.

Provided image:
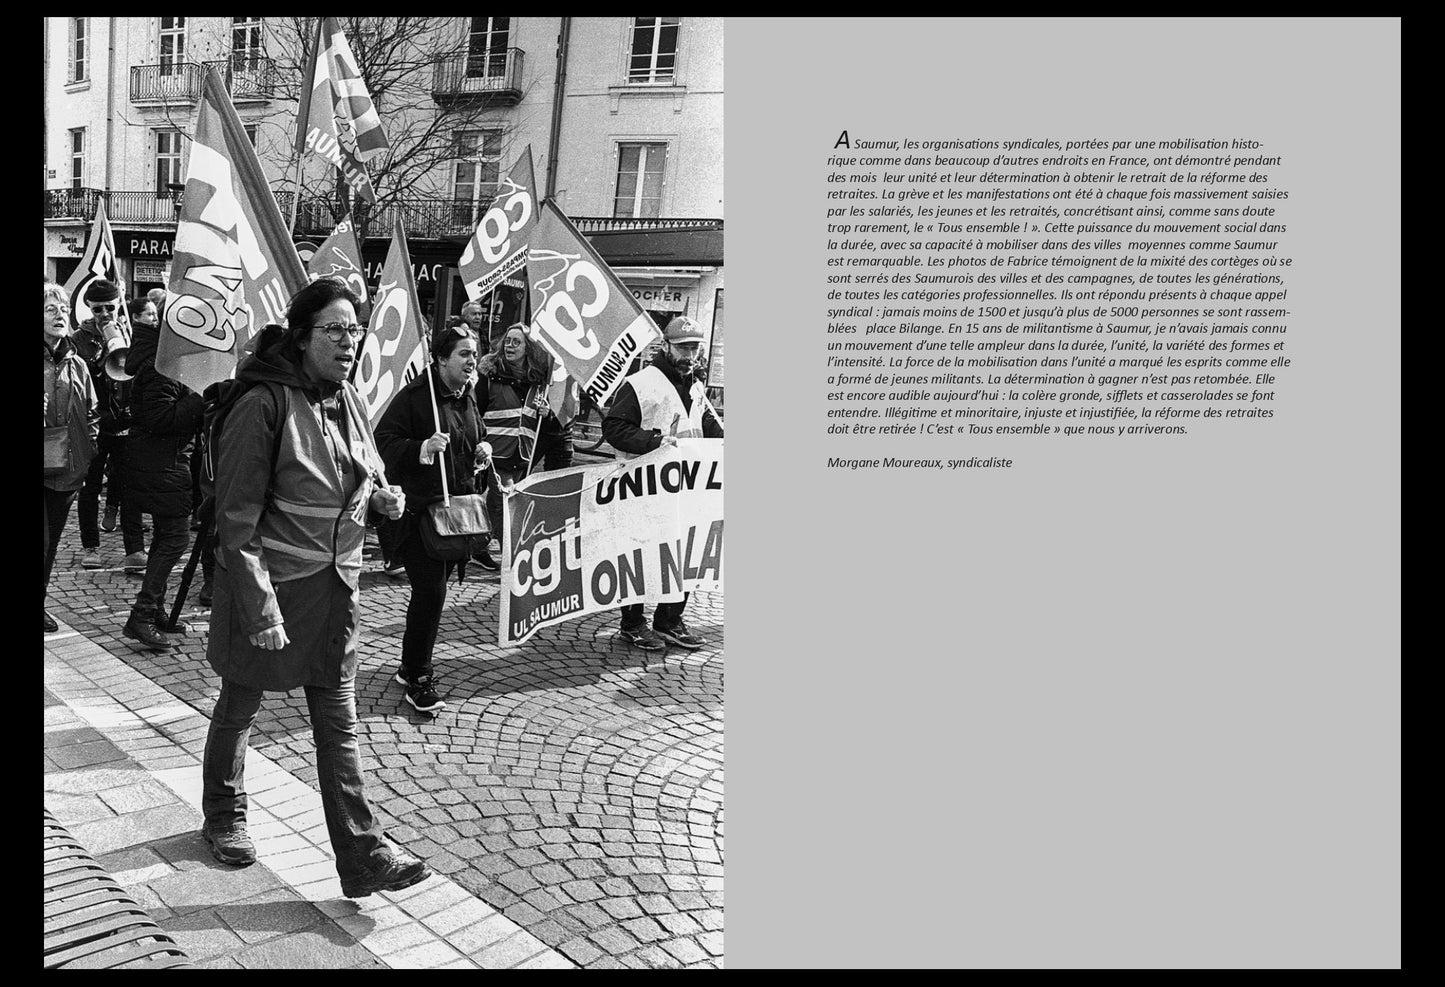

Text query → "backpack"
[199,378,290,514]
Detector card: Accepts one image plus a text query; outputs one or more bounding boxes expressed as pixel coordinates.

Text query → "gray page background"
[725,17,1400,968]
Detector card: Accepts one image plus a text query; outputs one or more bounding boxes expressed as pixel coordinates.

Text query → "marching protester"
[72,280,146,573]
[474,324,554,564]
[44,282,99,633]
[602,315,723,651]
[460,299,499,349]
[121,292,207,651]
[375,324,487,714]
[200,277,431,898]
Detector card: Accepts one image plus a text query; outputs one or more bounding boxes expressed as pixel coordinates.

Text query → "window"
[628,17,678,84]
[156,131,183,195]
[452,129,504,226]
[613,142,667,218]
[466,17,510,79]
[68,18,88,83]
[159,17,186,77]
[243,123,259,147]
[69,129,85,192]
[231,16,263,71]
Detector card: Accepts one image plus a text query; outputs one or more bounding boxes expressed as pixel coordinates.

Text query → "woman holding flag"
[475,324,553,550]
[375,324,487,714]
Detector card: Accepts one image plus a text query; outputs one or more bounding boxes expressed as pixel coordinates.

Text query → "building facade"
[43,16,725,393]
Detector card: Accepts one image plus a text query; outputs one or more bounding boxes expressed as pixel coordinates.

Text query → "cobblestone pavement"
[46,507,724,970]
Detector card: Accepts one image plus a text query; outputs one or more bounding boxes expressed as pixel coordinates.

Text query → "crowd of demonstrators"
[200,277,430,898]
[44,282,99,633]
[602,315,723,652]
[375,324,487,714]
[71,280,147,574]
[119,290,206,652]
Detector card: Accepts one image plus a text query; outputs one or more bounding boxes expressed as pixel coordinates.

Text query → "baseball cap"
[662,316,705,343]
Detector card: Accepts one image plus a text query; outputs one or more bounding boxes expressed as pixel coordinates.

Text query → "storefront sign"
[134,260,171,283]
[58,234,85,257]
[118,233,176,258]
[630,286,688,311]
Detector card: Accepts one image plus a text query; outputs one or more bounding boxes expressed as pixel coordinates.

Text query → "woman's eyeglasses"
[44,303,65,316]
[314,322,366,343]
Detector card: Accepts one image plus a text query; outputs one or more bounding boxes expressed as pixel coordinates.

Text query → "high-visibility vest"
[481,377,540,462]
[615,366,712,461]
[251,386,379,588]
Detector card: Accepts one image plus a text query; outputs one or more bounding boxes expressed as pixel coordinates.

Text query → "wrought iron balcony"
[282,195,493,241]
[130,62,204,104]
[44,188,182,224]
[431,49,525,106]
[206,55,278,102]
[570,217,723,233]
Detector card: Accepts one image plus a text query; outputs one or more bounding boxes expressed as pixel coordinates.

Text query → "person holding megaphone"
[72,279,147,574]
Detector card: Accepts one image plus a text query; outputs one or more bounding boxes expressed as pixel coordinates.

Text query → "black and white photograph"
[45,15,724,969]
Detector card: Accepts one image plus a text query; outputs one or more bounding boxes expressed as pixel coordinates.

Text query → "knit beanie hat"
[83,279,121,304]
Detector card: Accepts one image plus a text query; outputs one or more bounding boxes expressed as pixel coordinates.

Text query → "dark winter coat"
[375,368,484,509]
[123,322,203,517]
[43,336,99,492]
[206,326,386,691]
[71,318,132,435]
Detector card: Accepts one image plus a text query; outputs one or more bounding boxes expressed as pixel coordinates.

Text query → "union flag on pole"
[296,17,389,205]
[307,211,369,320]
[353,219,427,427]
[458,145,539,302]
[525,200,659,409]
[156,66,307,394]
[63,200,130,339]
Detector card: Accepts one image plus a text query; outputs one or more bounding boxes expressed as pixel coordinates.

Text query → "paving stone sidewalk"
[44,510,724,970]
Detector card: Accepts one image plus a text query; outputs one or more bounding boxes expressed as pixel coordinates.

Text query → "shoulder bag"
[419,494,490,562]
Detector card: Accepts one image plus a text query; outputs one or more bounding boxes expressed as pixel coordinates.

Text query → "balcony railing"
[571,217,723,233]
[130,62,205,104]
[206,55,278,102]
[44,188,182,223]
[431,49,525,106]
[282,195,495,241]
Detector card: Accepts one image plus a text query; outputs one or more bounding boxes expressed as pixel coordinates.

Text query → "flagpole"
[288,155,303,234]
[423,349,450,507]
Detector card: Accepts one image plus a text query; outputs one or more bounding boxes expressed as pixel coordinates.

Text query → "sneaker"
[201,821,256,867]
[44,610,58,633]
[123,551,148,574]
[620,625,665,651]
[80,549,103,569]
[403,675,446,713]
[472,549,499,571]
[101,505,118,532]
[383,562,408,580]
[122,617,173,652]
[654,621,708,650]
[340,850,431,899]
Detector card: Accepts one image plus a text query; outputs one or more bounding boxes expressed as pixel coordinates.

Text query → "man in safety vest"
[601,315,723,651]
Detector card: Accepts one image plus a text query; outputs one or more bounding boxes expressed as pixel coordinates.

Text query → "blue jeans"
[202,679,389,882]
[130,513,190,625]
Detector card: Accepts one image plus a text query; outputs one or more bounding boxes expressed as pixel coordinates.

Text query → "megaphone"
[101,319,133,381]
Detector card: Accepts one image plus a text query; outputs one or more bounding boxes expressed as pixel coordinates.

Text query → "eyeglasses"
[89,303,116,313]
[313,322,365,343]
[44,303,65,316]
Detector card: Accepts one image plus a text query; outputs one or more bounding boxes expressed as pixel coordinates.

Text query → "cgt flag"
[62,200,130,339]
[307,211,369,321]
[296,17,389,205]
[157,66,307,394]
[458,145,538,302]
[353,219,427,427]
[525,200,660,409]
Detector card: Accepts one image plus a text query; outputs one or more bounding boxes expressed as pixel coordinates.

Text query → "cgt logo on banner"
[353,220,426,426]
[501,440,724,645]
[459,146,537,302]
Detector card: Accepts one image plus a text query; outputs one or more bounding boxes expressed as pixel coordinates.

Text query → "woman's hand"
[419,431,450,465]
[370,484,405,520]
[250,624,290,651]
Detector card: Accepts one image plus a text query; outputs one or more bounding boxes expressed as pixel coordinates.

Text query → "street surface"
[43,464,724,969]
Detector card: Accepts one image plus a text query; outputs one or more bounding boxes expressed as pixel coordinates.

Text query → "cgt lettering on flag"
[459,147,538,301]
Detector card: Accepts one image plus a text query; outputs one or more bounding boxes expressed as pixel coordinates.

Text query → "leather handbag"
[43,425,73,476]
[420,494,490,562]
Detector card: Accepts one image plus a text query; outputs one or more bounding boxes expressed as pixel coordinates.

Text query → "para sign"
[501,440,724,645]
